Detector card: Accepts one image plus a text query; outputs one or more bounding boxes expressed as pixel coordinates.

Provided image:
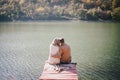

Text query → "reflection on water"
[0,21,120,80]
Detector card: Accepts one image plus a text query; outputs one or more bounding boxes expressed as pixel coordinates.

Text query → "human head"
[59,38,64,46]
[52,38,60,46]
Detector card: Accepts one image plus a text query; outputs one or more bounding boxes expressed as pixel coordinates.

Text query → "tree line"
[0,0,120,21]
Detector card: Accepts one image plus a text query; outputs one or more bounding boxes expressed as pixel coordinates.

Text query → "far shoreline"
[0,18,119,23]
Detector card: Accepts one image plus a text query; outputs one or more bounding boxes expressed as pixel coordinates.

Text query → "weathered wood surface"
[39,63,78,80]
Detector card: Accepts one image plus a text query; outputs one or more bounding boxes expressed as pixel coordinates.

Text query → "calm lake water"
[0,21,120,80]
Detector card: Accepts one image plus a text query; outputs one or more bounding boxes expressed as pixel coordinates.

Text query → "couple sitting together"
[47,37,71,65]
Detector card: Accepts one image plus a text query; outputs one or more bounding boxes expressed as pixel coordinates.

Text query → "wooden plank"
[39,63,78,80]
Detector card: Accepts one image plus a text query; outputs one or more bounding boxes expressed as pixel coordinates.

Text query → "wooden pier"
[39,63,78,80]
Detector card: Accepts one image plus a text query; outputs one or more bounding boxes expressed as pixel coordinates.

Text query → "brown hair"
[60,38,64,44]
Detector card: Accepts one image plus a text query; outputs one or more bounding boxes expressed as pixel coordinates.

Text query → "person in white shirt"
[47,38,61,65]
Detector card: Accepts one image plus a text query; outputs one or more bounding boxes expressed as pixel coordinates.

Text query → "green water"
[0,21,120,80]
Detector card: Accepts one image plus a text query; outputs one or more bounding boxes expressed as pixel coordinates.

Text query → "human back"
[59,38,71,63]
[49,43,61,58]
[47,38,61,64]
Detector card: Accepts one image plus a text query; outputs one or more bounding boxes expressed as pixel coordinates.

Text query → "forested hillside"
[0,0,120,21]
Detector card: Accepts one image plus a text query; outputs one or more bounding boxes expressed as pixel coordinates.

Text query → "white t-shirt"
[48,44,60,64]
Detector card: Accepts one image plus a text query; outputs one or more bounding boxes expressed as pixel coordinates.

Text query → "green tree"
[85,9,98,20]
[0,0,20,21]
[111,7,120,21]
[112,0,120,9]
[101,1,112,10]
